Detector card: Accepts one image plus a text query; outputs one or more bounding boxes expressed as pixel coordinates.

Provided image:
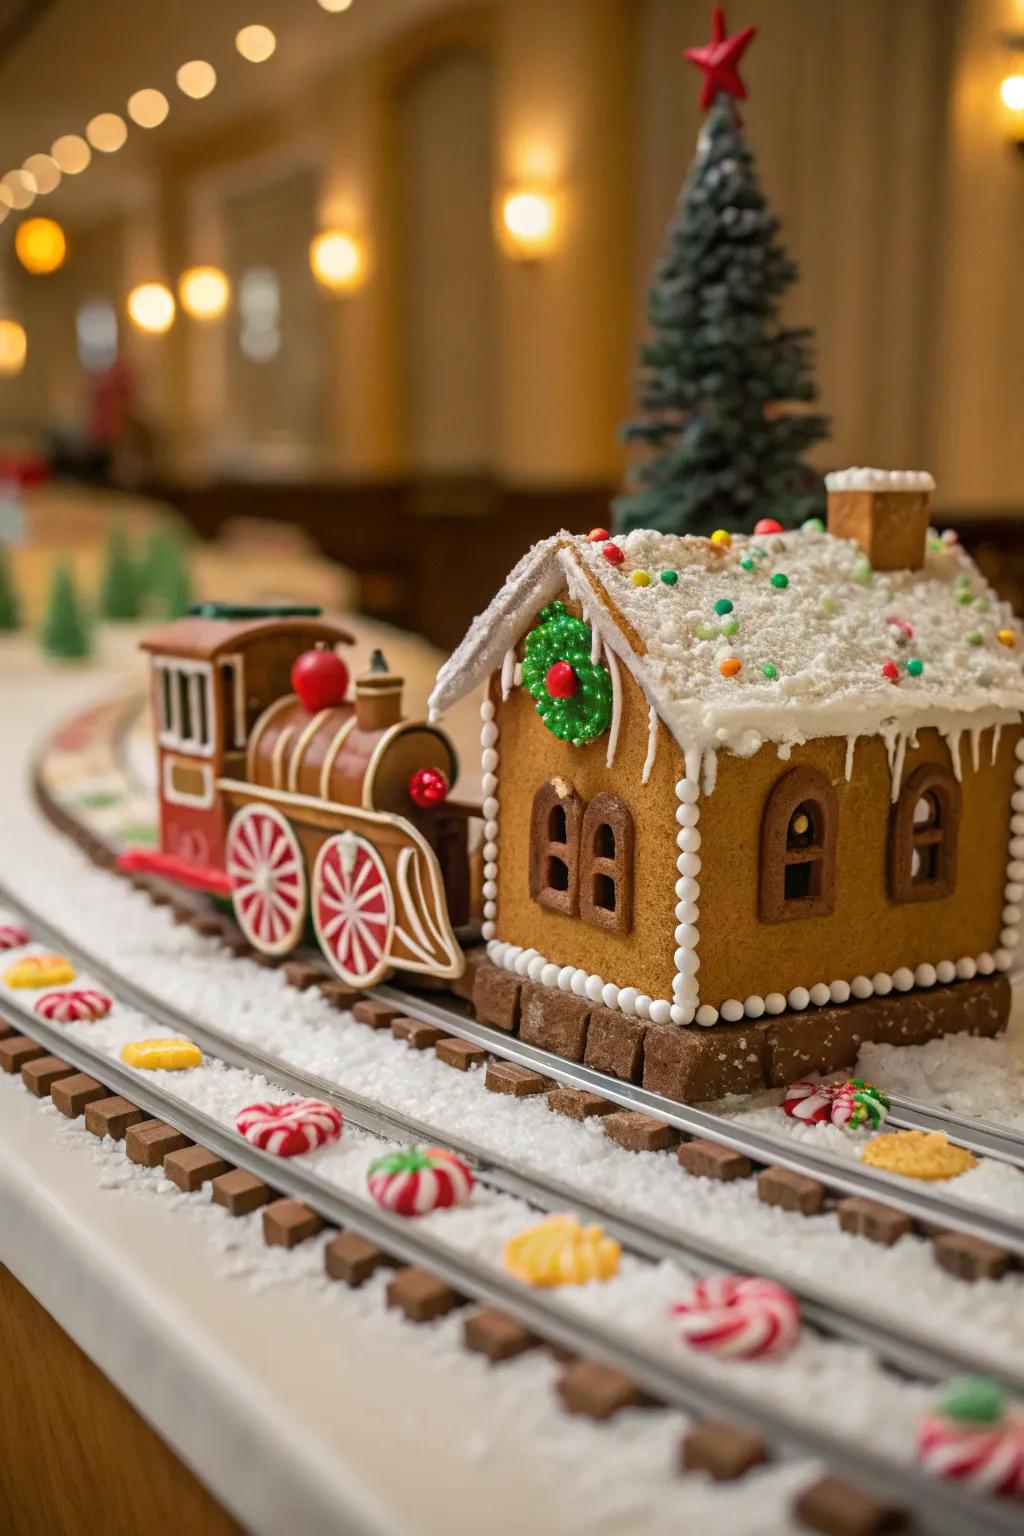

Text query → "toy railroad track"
[0,976,1021,1536]
[2,876,1024,1403]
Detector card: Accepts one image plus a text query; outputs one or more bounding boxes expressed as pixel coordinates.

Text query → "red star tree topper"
[684,4,756,113]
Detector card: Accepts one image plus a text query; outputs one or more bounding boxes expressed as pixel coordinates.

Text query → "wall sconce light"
[309,231,365,293]
[998,31,1024,152]
[179,265,231,320]
[0,319,27,375]
[127,282,176,335]
[499,188,559,261]
[15,216,66,275]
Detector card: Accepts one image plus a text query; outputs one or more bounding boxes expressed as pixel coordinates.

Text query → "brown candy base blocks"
[429,470,1024,1102]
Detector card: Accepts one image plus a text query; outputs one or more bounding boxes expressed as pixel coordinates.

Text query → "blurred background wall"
[0,0,1022,643]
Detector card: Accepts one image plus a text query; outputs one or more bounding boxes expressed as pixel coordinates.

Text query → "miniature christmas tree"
[98,523,141,620]
[0,545,21,631]
[140,527,195,618]
[615,6,828,537]
[41,561,91,660]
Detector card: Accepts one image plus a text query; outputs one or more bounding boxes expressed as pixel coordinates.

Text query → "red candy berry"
[291,649,350,711]
[545,661,578,699]
[881,660,900,683]
[408,766,449,808]
[587,527,610,542]
[601,542,624,565]
[754,518,783,536]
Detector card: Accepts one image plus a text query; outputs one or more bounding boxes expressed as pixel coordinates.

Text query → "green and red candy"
[367,1145,474,1217]
[783,1077,889,1131]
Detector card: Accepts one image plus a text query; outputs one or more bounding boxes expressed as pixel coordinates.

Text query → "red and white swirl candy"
[0,922,28,950]
[367,1145,474,1217]
[783,1077,889,1131]
[672,1275,800,1360]
[918,1414,1024,1499]
[783,1081,834,1123]
[235,1098,343,1158]
[34,987,113,1023]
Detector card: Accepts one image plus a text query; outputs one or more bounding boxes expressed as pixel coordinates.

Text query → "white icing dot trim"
[485,939,674,1025]
[825,466,935,493]
[671,777,701,1016]
[480,697,499,930]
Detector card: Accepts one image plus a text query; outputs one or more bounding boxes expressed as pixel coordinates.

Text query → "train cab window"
[155,661,215,754]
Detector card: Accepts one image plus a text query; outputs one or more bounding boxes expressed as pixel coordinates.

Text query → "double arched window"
[889,764,960,903]
[759,767,838,924]
[529,782,634,934]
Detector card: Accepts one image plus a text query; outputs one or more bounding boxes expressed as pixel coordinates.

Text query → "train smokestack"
[356,653,403,731]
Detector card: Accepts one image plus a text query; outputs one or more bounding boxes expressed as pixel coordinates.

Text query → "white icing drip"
[992,722,1003,766]
[684,744,703,784]
[702,749,718,796]
[641,703,658,786]
[605,643,623,769]
[844,734,858,781]
[890,731,908,802]
[500,648,516,700]
[941,727,963,781]
[589,608,601,665]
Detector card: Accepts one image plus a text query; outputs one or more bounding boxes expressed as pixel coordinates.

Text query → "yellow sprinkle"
[121,1038,203,1071]
[4,954,75,988]
[630,570,651,587]
[504,1214,620,1287]
[861,1130,975,1182]
[998,629,1016,648]
[710,529,732,548]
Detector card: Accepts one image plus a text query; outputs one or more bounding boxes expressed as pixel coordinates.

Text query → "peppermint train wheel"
[313,831,394,986]
[226,804,307,956]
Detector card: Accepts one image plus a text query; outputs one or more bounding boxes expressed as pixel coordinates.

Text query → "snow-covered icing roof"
[429,523,1024,769]
[824,467,935,493]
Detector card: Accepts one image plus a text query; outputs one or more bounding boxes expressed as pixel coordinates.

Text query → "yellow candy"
[630,570,651,587]
[710,529,732,548]
[504,1214,620,1287]
[998,629,1016,648]
[4,954,75,988]
[861,1130,976,1182]
[120,1038,203,1071]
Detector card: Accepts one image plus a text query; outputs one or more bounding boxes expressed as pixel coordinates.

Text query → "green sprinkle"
[801,517,825,533]
[714,598,733,615]
[659,569,678,586]
[929,536,943,552]
[761,662,778,680]
[853,561,873,586]
[956,574,971,588]
[694,624,716,641]
[720,618,739,637]
[956,589,973,605]
[740,558,755,572]
[974,597,990,612]
[821,591,837,615]
[770,572,789,590]
[906,657,924,677]
[967,629,983,645]
[942,1377,1006,1428]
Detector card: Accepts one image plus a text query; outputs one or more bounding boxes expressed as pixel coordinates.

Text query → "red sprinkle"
[601,542,625,566]
[754,518,783,536]
[588,527,610,542]
[545,661,578,699]
[881,660,900,683]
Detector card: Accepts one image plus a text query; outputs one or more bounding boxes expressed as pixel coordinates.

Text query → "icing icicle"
[641,703,659,785]
[500,647,516,700]
[605,644,623,768]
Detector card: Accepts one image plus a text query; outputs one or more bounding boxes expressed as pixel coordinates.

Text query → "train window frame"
[218,654,247,748]
[162,755,215,809]
[154,659,216,757]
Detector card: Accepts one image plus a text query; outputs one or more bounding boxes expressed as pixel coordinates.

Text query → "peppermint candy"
[235,1099,343,1158]
[672,1275,800,1360]
[783,1077,889,1131]
[34,988,113,1024]
[0,922,28,950]
[367,1146,474,1217]
[918,1380,1024,1499]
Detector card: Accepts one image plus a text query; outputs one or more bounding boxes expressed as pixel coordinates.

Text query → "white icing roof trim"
[825,467,936,492]
[429,526,1024,762]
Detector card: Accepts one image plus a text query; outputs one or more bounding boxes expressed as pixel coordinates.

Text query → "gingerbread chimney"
[825,468,935,571]
[355,649,404,732]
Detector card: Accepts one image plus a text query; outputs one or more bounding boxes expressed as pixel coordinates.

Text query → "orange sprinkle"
[719,657,742,677]
[998,629,1016,648]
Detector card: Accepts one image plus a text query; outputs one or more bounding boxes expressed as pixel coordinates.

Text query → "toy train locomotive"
[119,604,474,986]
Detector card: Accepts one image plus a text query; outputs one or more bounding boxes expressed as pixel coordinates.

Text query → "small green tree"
[0,545,21,631]
[98,523,141,620]
[41,561,91,659]
[152,536,195,619]
[615,12,828,537]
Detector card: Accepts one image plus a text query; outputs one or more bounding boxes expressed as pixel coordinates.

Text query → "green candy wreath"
[521,601,612,746]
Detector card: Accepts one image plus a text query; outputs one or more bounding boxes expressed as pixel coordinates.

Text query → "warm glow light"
[177,60,217,99]
[500,189,558,259]
[317,0,353,11]
[179,265,231,320]
[0,320,27,376]
[236,24,276,62]
[23,154,60,195]
[309,230,365,292]
[52,135,91,174]
[15,217,66,275]
[1,170,36,211]
[127,283,176,335]
[1001,74,1024,112]
[128,88,170,128]
[87,113,128,153]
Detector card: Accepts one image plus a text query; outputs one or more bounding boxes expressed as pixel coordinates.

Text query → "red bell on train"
[291,649,350,711]
[408,766,449,807]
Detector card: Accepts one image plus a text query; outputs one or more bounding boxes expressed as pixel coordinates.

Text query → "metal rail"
[1,992,1020,1536]
[2,882,1024,1399]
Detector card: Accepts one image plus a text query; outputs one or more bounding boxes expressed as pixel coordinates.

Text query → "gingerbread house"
[429,470,1024,1102]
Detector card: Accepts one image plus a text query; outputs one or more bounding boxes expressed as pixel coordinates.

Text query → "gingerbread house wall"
[695,723,1021,1011]
[490,640,682,1008]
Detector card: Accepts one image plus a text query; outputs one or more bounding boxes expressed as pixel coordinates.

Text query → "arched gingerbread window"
[759,767,838,924]
[889,764,960,904]
[579,793,635,934]
[529,781,583,916]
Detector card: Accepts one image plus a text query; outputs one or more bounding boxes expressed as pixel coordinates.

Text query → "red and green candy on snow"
[367,1145,474,1216]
